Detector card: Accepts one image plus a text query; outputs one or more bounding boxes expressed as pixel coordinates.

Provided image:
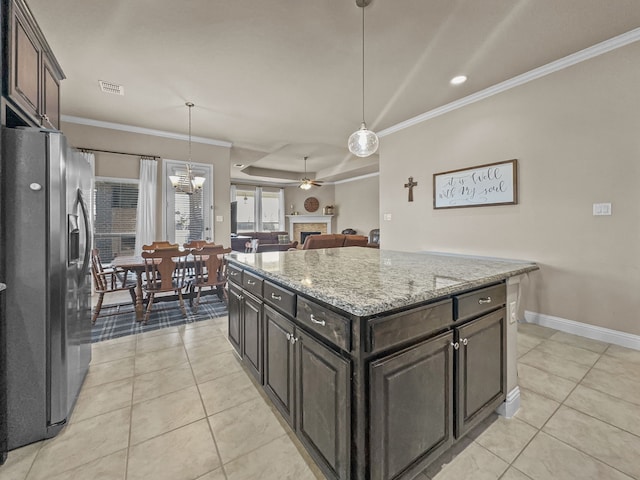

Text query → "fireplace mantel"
[287,215,333,240]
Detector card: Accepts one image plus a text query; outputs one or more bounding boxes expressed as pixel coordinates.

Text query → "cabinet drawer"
[242,270,263,298]
[227,264,242,285]
[264,281,296,317]
[297,297,351,352]
[367,299,452,354]
[454,283,506,322]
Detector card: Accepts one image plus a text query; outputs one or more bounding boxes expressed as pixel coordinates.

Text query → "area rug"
[91,298,228,343]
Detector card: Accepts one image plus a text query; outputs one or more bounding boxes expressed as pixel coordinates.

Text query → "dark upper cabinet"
[369,331,454,480]
[454,307,506,438]
[4,0,64,128]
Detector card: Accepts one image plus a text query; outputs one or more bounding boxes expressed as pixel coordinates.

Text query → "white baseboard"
[496,386,520,418]
[523,311,640,351]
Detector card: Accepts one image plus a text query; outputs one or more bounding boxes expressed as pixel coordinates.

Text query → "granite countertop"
[227,248,538,317]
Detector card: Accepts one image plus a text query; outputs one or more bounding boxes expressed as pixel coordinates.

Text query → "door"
[455,308,506,438]
[227,283,242,355]
[369,331,454,480]
[263,306,295,426]
[242,292,263,382]
[163,159,213,244]
[296,331,350,480]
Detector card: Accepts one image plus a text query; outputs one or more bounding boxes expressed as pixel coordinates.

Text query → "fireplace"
[287,215,333,244]
[300,231,321,245]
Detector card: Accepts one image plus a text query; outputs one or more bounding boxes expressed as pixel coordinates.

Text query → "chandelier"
[169,102,205,194]
[347,0,378,157]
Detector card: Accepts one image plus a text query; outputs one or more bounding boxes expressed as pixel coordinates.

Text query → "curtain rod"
[78,147,159,160]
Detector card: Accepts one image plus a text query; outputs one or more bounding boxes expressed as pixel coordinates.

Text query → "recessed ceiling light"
[450,75,467,86]
[234,164,245,168]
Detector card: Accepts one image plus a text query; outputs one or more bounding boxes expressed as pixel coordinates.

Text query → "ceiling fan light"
[300,182,312,190]
[348,123,379,157]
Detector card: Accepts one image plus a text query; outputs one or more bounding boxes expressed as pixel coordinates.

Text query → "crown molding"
[333,172,380,185]
[378,27,640,137]
[61,115,233,148]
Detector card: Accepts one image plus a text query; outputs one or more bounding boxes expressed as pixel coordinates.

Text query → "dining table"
[111,250,229,321]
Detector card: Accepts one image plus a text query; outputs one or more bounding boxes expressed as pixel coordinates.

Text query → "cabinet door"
[296,332,350,480]
[242,292,263,383]
[227,283,242,355]
[263,306,295,426]
[455,308,506,438]
[370,331,454,480]
[10,6,40,121]
[42,58,60,129]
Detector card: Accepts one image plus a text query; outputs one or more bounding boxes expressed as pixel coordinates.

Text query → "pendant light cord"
[188,102,193,162]
[361,5,366,124]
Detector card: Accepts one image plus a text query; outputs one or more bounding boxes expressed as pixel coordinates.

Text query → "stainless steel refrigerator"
[1,127,93,450]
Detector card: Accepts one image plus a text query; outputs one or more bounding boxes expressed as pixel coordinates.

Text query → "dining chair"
[90,248,137,324]
[189,245,232,312]
[183,240,212,250]
[142,241,178,251]
[141,247,188,324]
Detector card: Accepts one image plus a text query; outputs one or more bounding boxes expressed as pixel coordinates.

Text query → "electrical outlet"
[509,301,517,324]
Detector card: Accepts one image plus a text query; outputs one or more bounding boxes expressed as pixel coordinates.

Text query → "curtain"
[134,157,158,255]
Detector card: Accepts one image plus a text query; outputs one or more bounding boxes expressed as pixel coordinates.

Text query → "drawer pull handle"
[309,314,326,326]
[450,341,459,350]
[229,271,238,276]
[271,293,282,301]
[246,279,256,286]
[478,296,492,304]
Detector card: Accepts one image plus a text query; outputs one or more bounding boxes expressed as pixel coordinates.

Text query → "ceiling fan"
[299,156,323,190]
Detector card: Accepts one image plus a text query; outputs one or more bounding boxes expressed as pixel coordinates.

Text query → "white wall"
[379,42,640,336]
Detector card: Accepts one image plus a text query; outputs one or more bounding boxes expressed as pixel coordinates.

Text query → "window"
[94,178,139,263]
[163,159,214,245]
[231,185,284,232]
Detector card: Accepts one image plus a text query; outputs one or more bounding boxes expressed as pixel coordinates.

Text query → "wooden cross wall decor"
[404,176,418,202]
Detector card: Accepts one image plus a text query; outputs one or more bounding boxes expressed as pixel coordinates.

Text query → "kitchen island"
[226,248,538,480]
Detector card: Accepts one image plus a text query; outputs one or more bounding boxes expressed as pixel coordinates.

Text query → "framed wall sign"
[433,159,518,209]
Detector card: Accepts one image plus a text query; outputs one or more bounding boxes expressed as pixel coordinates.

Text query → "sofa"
[231,231,296,252]
[302,234,369,249]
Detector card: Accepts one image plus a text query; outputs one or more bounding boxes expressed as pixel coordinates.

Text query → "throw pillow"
[278,234,290,244]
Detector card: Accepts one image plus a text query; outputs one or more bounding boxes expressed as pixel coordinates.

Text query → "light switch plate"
[383,213,392,221]
[592,203,612,216]
[216,215,223,222]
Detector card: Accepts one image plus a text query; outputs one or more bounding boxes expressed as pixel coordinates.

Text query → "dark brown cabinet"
[227,282,242,355]
[227,280,263,382]
[369,331,454,480]
[263,305,351,480]
[4,0,64,129]
[242,291,262,382]
[454,307,506,438]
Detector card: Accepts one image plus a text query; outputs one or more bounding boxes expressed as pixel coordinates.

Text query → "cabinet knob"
[462,338,468,346]
[450,341,459,350]
[309,314,326,326]
[478,296,492,304]
[290,335,298,345]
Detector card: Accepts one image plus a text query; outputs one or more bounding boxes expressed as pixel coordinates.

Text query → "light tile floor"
[2,320,639,480]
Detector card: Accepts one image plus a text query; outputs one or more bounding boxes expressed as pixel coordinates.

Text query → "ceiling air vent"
[99,80,124,95]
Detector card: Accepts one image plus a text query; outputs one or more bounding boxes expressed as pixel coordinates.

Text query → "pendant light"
[169,102,206,194]
[348,0,379,158]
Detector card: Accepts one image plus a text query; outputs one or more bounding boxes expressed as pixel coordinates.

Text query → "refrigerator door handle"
[77,189,92,282]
